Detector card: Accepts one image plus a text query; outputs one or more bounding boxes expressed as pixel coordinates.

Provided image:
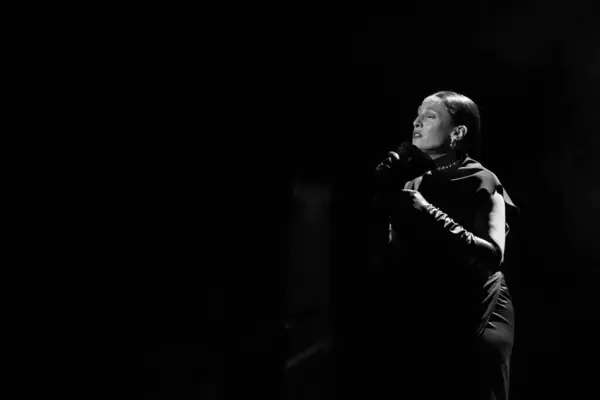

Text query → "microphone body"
[374,142,435,181]
[373,142,435,209]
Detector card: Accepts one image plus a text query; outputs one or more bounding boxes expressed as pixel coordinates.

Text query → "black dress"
[369,153,518,400]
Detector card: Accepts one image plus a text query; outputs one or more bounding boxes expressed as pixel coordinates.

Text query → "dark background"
[141,5,600,399]
[336,9,599,400]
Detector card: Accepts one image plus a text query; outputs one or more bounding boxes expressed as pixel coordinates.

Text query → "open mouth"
[413,133,422,138]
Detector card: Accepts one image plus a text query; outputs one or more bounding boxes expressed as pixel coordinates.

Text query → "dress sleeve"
[414,168,519,276]
[472,170,520,236]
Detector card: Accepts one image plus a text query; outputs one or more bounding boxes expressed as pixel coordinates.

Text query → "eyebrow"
[418,106,438,113]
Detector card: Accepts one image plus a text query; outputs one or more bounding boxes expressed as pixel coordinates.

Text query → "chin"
[411,139,423,148]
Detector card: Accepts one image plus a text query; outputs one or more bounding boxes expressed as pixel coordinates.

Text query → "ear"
[452,125,468,141]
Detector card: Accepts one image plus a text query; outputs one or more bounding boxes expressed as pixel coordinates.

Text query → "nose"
[413,116,422,129]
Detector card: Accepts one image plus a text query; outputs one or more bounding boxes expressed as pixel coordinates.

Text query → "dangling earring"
[450,139,457,150]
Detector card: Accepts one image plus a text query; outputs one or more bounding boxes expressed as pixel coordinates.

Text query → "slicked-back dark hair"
[433,91,481,159]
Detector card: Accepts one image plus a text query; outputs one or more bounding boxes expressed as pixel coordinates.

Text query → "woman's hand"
[400,189,431,212]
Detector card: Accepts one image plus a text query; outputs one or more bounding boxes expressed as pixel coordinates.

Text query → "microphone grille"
[387,151,400,161]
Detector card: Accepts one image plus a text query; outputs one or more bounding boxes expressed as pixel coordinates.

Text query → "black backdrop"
[330,11,600,400]
[139,5,600,400]
[289,8,600,400]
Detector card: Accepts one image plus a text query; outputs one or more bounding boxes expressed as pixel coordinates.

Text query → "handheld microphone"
[374,141,436,188]
[375,142,420,174]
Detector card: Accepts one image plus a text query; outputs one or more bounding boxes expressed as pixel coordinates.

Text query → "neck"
[427,150,456,163]
[429,151,463,172]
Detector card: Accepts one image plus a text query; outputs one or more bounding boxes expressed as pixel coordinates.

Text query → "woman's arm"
[472,191,506,265]
[417,190,507,273]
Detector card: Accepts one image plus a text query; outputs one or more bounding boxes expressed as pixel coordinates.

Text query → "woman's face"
[412,95,454,153]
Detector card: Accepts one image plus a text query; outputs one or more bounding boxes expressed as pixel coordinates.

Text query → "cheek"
[436,123,453,140]
[424,123,443,141]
